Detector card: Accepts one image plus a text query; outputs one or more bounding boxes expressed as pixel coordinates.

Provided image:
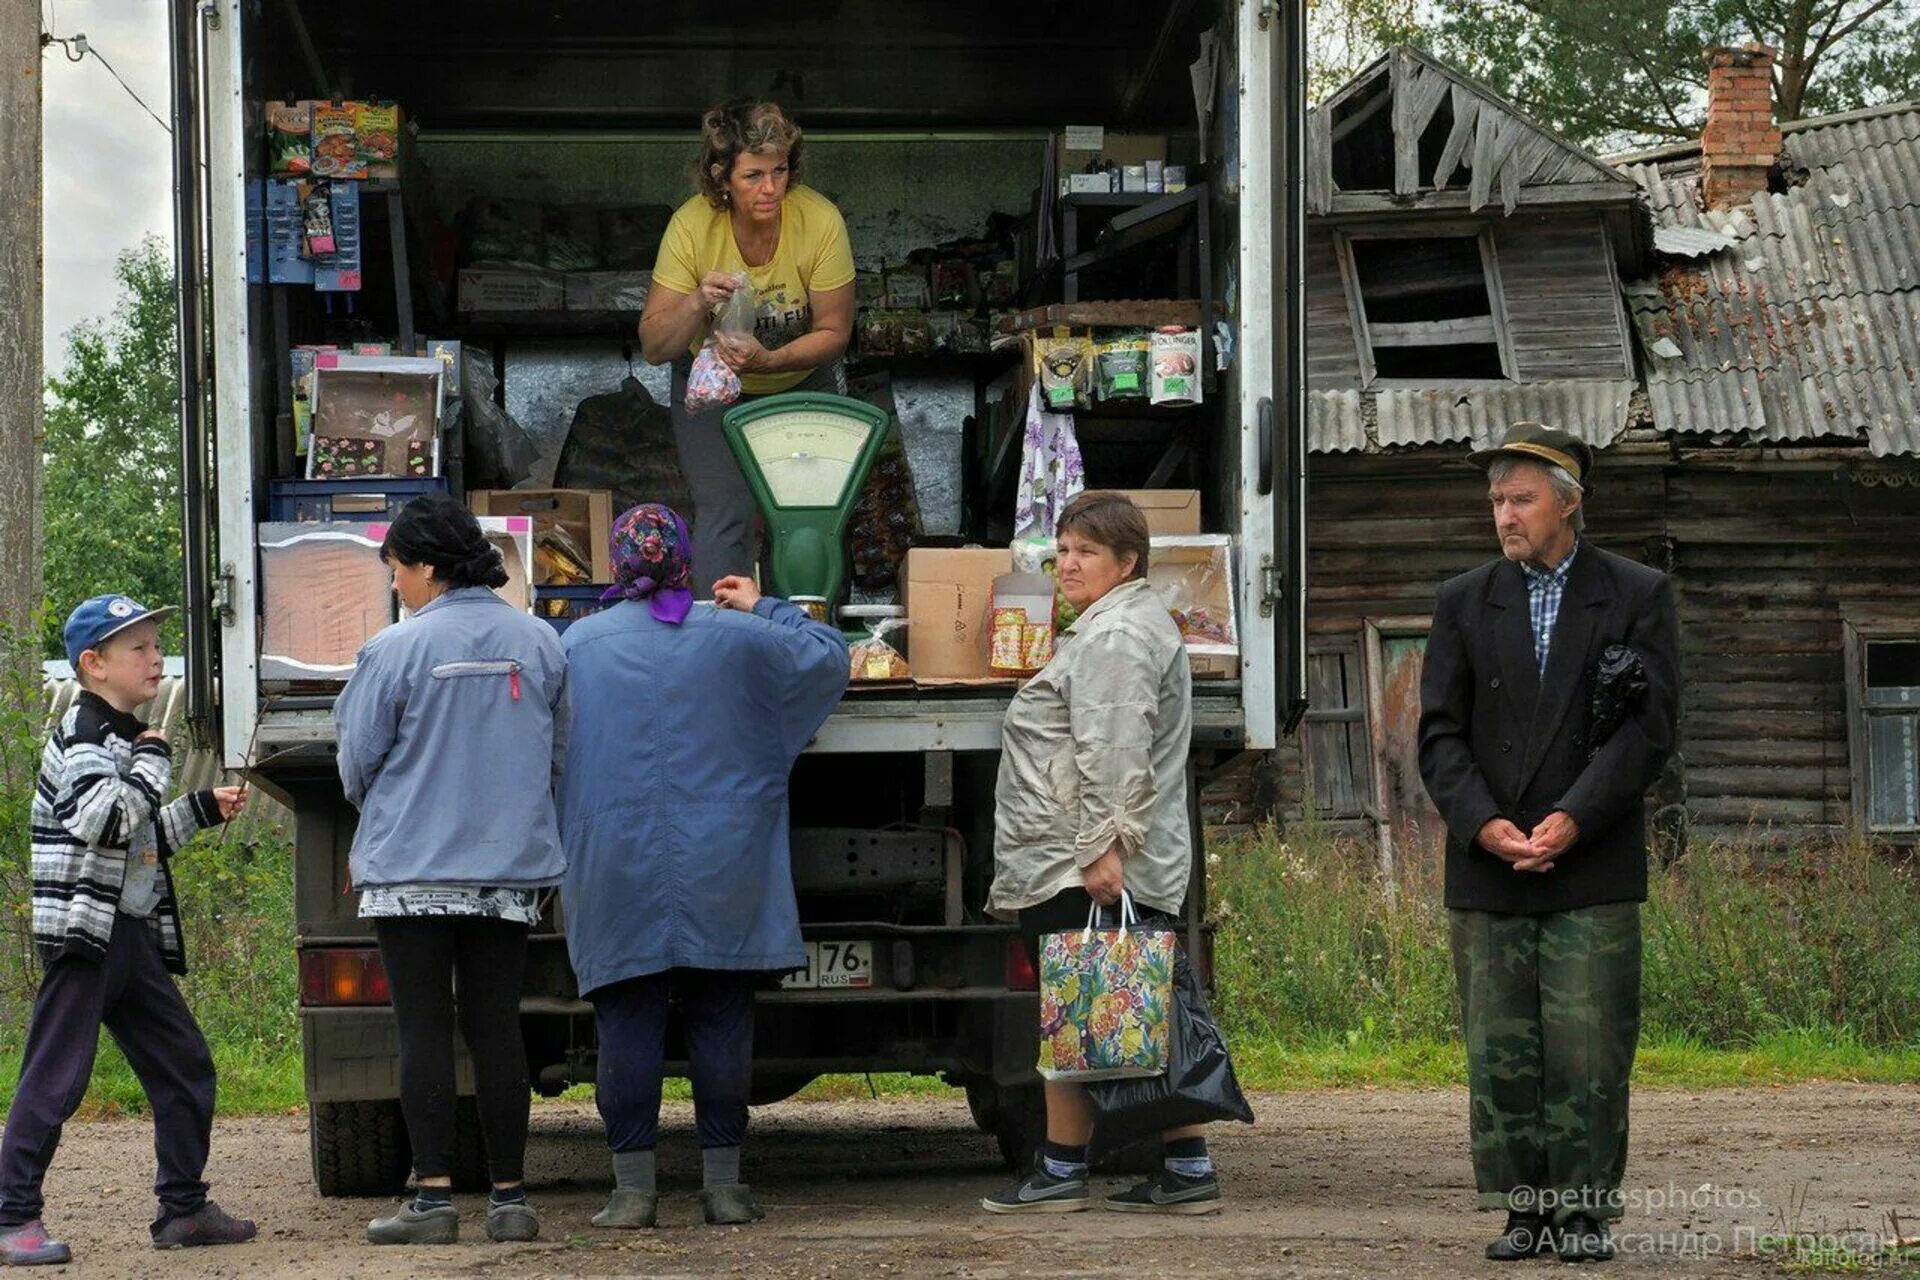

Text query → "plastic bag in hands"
[716,272,755,336]
[1085,935,1255,1157]
[685,341,743,413]
[1587,643,1649,761]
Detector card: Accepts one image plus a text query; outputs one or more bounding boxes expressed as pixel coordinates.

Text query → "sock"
[489,1186,527,1207]
[702,1145,742,1189]
[1164,1136,1213,1179]
[1041,1140,1088,1179]
[412,1185,453,1212]
[613,1149,657,1195]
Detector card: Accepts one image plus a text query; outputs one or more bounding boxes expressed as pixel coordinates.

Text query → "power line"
[42,31,172,136]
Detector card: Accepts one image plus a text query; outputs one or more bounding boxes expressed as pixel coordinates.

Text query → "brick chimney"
[1701,43,1782,210]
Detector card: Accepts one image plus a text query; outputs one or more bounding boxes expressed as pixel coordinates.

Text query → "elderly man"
[1418,422,1679,1264]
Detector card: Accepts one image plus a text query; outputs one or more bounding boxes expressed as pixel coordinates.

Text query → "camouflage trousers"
[1449,903,1641,1224]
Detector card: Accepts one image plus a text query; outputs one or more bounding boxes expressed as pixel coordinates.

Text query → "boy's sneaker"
[367,1200,459,1245]
[1103,1166,1223,1214]
[152,1202,258,1248]
[0,1220,72,1266]
[981,1155,1093,1214]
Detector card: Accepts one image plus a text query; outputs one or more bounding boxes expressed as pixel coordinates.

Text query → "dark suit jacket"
[1417,544,1680,914]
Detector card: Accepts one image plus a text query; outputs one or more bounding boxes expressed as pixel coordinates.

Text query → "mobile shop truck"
[168,0,1307,1192]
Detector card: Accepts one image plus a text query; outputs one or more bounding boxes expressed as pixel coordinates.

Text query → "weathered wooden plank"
[1392,55,1451,195]
[1308,105,1335,215]
[1682,737,1849,768]
[1676,709,1836,740]
[1688,796,1832,824]
[1370,317,1500,347]
[1501,131,1559,213]
[1682,681,1845,713]
[1433,84,1479,188]
[1686,766,1848,801]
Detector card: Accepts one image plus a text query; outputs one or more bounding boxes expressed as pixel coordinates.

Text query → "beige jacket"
[988,577,1194,919]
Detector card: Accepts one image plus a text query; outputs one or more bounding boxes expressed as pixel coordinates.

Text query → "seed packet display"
[310,103,367,179]
[267,101,314,176]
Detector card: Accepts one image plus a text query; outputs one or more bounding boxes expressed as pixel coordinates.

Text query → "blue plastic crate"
[268,477,450,523]
[533,584,614,634]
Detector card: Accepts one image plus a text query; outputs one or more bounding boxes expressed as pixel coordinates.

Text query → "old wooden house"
[1282,44,1920,863]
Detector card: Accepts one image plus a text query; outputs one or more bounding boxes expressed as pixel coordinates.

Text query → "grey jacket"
[989,578,1193,919]
[335,586,570,889]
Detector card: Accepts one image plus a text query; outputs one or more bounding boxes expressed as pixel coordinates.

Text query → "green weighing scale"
[721,392,893,612]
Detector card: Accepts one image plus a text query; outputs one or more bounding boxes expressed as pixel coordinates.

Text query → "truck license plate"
[780,941,873,990]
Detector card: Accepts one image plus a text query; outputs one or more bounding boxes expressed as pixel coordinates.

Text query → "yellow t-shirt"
[651,185,856,395]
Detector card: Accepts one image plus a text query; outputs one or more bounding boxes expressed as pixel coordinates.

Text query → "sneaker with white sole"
[1103,1167,1223,1214]
[981,1155,1093,1214]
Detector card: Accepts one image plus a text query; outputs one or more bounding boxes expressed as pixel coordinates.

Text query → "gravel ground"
[12,1084,1919,1277]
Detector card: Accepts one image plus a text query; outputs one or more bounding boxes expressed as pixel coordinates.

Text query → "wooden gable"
[1308,46,1639,216]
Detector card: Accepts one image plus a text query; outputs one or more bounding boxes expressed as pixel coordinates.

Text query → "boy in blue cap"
[0,595,258,1265]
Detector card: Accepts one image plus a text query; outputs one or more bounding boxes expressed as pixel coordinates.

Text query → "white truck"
[168,0,1306,1193]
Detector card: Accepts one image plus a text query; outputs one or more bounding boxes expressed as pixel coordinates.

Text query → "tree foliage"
[1314,0,1920,148]
[41,239,185,660]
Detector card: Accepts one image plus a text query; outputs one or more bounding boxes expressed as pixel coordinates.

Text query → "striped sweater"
[30,691,221,974]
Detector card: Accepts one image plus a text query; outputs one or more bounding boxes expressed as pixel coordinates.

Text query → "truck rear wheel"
[310,1100,410,1197]
[991,1083,1044,1169]
[309,1097,491,1196]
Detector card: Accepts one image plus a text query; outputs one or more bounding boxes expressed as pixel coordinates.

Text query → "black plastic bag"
[1587,644,1649,761]
[1086,935,1254,1157]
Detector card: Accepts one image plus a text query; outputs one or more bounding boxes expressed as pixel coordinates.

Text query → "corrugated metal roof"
[1623,102,1920,457]
[1309,382,1635,454]
[1653,224,1740,256]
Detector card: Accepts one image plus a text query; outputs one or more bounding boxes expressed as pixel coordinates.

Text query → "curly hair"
[379,493,508,591]
[693,98,804,209]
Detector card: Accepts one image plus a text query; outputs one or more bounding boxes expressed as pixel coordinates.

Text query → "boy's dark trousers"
[0,913,216,1233]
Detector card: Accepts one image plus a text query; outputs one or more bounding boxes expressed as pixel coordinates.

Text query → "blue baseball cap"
[63,595,177,668]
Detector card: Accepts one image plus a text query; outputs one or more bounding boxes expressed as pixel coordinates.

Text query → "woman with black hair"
[333,494,569,1247]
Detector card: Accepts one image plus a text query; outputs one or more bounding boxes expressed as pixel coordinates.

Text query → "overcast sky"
[41,0,173,370]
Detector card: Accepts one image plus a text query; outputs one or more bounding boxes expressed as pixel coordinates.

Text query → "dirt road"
[21,1084,1919,1277]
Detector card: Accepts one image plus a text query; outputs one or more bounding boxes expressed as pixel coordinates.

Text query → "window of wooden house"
[1304,643,1372,820]
[1847,632,1920,836]
[1339,229,1512,384]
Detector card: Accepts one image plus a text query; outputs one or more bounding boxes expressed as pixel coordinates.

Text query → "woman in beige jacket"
[981,492,1220,1217]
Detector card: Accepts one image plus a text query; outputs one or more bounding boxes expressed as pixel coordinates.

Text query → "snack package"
[1095,329,1150,402]
[988,572,1058,677]
[1036,328,1094,410]
[884,263,931,309]
[301,181,336,256]
[267,101,314,176]
[685,341,742,413]
[355,101,400,179]
[1150,327,1203,405]
[897,312,933,356]
[989,607,1029,673]
[310,103,367,179]
[849,619,912,682]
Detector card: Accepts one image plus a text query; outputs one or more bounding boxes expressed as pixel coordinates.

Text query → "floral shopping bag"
[1036,892,1174,1082]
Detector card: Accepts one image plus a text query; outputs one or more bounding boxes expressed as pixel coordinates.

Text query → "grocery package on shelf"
[257,522,392,682]
[468,489,613,586]
[457,197,670,314]
[1148,535,1239,680]
[988,572,1058,677]
[307,356,446,479]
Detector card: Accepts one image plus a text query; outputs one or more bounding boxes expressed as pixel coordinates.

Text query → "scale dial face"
[741,410,877,509]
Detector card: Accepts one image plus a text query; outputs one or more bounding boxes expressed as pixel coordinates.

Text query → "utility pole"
[0,5,43,670]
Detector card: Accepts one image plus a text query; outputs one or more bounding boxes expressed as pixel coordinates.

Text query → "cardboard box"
[1108,489,1202,536]
[1057,130,1168,173]
[257,523,392,681]
[366,515,535,613]
[1149,535,1240,681]
[902,547,1013,682]
[307,356,445,480]
[564,270,652,312]
[469,489,613,585]
[458,267,565,312]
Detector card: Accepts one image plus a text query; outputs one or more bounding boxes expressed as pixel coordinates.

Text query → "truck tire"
[310,1100,410,1197]
[964,1079,999,1134]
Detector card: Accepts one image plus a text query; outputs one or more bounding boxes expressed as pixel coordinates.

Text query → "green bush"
[1211,821,1920,1053]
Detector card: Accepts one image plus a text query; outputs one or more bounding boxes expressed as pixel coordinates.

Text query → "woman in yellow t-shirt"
[638,98,857,587]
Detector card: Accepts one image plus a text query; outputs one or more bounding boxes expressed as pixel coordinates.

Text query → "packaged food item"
[848,618,912,682]
[954,316,989,355]
[897,312,933,356]
[984,259,1020,307]
[267,101,314,176]
[858,309,901,357]
[884,263,932,309]
[793,596,830,623]
[926,311,960,354]
[542,205,604,272]
[1036,328,1093,410]
[301,180,336,256]
[989,572,1058,676]
[855,269,887,306]
[931,260,977,308]
[1150,328,1204,405]
[1095,330,1150,402]
[684,342,743,412]
[355,101,401,179]
[596,204,674,269]
[310,103,367,179]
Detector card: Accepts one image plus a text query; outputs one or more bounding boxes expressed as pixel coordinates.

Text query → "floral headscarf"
[600,504,695,625]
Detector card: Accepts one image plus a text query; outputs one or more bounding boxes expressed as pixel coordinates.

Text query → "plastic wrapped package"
[466,198,547,267]
[848,618,912,682]
[1149,536,1239,655]
[684,343,743,413]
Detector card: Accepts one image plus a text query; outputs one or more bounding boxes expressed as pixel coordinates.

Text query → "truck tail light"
[300,948,391,1007]
[1004,938,1037,991]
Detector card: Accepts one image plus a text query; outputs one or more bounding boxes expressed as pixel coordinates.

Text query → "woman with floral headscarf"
[556,505,848,1230]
